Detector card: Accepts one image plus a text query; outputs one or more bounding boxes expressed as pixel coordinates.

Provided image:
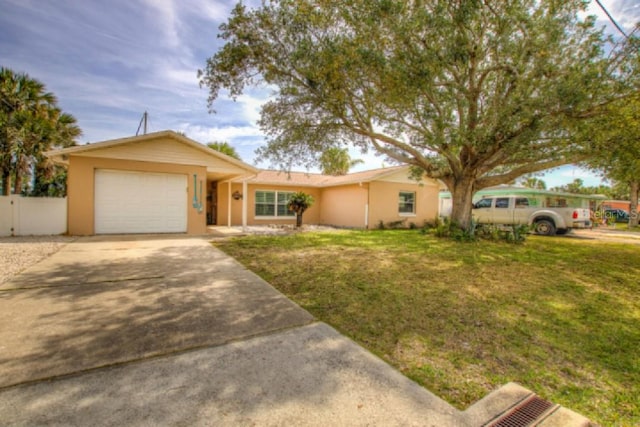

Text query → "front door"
[207,181,217,225]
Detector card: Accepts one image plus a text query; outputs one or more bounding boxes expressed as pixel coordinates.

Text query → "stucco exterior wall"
[216,182,322,226]
[67,155,207,235]
[368,181,439,228]
[215,182,242,226]
[319,184,369,228]
[214,179,440,229]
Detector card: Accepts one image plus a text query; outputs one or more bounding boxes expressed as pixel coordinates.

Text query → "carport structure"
[47,131,258,235]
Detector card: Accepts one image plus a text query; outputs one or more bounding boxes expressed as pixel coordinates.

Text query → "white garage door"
[95,169,187,234]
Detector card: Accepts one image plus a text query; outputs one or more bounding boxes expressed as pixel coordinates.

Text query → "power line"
[595,0,629,40]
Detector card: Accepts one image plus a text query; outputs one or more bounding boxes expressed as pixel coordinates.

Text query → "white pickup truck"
[472,195,592,235]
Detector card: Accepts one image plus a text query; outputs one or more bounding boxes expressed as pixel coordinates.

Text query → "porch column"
[227,181,232,227]
[365,203,369,228]
[242,180,248,230]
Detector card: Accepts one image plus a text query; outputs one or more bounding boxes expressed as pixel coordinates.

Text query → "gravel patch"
[241,224,342,235]
[0,235,76,284]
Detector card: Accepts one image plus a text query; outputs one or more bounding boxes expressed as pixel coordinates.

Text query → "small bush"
[431,217,477,241]
[386,219,407,229]
[429,218,529,243]
[475,223,529,243]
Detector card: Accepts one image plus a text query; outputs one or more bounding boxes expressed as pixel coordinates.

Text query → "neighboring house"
[602,200,639,214]
[47,131,442,235]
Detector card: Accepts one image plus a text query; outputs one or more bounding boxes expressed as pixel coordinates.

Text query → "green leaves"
[287,191,315,228]
[1,67,81,195]
[207,141,242,161]
[287,191,314,215]
[201,0,628,229]
[319,147,363,175]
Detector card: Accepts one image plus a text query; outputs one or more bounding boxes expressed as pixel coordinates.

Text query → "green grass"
[609,223,640,232]
[214,230,640,426]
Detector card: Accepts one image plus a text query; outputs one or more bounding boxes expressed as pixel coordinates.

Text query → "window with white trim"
[398,191,416,215]
[255,191,295,217]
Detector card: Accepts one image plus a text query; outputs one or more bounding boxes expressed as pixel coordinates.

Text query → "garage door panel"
[95,170,187,234]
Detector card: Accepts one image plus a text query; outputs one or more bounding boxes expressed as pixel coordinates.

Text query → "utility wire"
[595,0,629,40]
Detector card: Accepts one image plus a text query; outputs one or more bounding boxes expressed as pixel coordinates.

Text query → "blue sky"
[1,0,638,188]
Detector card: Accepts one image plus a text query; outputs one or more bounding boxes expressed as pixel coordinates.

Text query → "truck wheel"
[534,220,556,236]
[555,228,568,235]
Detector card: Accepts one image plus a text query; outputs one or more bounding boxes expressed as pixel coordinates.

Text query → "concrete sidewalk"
[0,322,462,426]
[0,235,589,426]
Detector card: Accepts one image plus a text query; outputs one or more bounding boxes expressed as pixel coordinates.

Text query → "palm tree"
[207,141,242,160]
[520,176,547,190]
[287,192,315,228]
[31,109,80,196]
[319,147,364,175]
[1,67,80,195]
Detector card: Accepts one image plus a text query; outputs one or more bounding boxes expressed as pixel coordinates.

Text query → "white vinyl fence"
[0,196,67,236]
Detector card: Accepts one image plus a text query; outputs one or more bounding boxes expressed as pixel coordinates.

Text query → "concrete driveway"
[0,235,587,426]
[0,235,314,389]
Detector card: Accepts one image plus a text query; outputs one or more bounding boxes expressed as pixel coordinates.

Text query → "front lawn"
[214,230,639,426]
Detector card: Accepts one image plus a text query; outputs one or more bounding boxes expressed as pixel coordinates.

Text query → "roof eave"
[44,130,259,175]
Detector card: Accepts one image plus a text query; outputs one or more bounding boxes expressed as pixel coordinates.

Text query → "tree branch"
[476,156,588,189]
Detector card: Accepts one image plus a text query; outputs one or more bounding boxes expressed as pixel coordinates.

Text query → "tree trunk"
[629,180,639,228]
[296,213,303,228]
[1,174,9,196]
[448,174,477,231]
[13,173,23,196]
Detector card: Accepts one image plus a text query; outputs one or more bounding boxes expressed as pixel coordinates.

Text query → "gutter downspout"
[360,182,369,229]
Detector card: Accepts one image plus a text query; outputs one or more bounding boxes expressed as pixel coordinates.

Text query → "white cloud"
[186,0,230,22]
[178,124,264,143]
[140,0,181,48]
[585,0,640,34]
[236,92,271,124]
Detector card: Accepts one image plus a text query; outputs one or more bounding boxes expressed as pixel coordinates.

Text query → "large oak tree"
[200,0,629,229]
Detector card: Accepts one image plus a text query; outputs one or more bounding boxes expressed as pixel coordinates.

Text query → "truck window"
[515,197,529,208]
[495,197,509,208]
[474,198,492,209]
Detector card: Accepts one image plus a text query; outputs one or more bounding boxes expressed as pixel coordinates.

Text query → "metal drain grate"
[486,395,555,427]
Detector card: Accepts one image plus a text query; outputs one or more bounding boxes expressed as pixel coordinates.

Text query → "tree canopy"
[319,147,363,175]
[201,0,633,229]
[1,67,81,196]
[549,178,611,196]
[519,176,547,190]
[583,94,640,226]
[207,141,242,161]
[287,191,314,228]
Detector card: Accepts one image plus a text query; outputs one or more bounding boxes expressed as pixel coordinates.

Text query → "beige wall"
[320,184,369,228]
[215,179,440,229]
[368,181,439,228]
[217,182,322,226]
[67,155,207,235]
